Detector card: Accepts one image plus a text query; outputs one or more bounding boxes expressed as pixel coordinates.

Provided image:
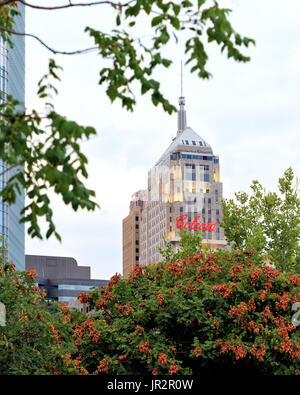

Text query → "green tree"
[71,233,300,375]
[0,245,85,374]
[0,0,255,240]
[222,168,300,273]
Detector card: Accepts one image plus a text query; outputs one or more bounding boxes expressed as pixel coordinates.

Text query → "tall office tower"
[122,92,227,274]
[122,190,146,278]
[139,94,227,266]
[0,3,25,270]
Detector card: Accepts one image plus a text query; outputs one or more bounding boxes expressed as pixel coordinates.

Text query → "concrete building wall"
[122,192,145,278]
[26,254,90,280]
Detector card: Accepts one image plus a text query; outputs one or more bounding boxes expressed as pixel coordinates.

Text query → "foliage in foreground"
[75,234,300,375]
[1,232,299,375]
[0,248,83,374]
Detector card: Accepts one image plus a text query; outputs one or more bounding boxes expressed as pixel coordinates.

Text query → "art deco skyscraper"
[0,3,25,270]
[123,91,226,276]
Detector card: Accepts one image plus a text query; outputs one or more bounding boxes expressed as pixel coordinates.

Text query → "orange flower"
[158,353,167,365]
[95,358,109,374]
[26,269,37,280]
[157,293,164,305]
[78,292,92,304]
[193,346,202,357]
[136,325,144,335]
[169,361,179,375]
[169,345,177,355]
[214,320,220,329]
[139,340,151,354]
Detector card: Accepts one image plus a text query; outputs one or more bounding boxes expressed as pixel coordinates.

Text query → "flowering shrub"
[0,231,299,375]
[0,252,81,374]
[71,233,300,375]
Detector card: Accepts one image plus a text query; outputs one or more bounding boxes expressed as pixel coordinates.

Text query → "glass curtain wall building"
[0,3,25,270]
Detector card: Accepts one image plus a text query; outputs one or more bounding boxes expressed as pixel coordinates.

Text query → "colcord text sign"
[176,215,218,231]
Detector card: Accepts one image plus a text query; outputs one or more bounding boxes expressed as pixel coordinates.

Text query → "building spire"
[177,60,187,134]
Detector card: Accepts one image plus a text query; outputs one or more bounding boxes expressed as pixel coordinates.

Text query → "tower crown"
[177,95,187,133]
[177,62,187,133]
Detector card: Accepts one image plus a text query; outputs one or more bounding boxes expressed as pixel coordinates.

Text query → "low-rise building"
[25,254,108,305]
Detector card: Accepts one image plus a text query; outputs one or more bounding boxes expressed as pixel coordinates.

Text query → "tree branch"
[0,0,135,10]
[0,26,99,55]
[0,111,44,120]
[0,161,24,178]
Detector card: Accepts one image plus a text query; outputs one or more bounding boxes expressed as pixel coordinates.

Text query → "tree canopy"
[1,232,299,375]
[222,168,300,273]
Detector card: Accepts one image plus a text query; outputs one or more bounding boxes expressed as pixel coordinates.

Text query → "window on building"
[192,140,196,145]
[135,216,139,221]
[135,224,139,229]
[185,140,189,144]
[136,256,139,261]
[185,163,195,169]
[199,141,203,146]
[200,174,210,182]
[169,207,172,213]
[136,240,139,245]
[136,248,139,253]
[216,209,219,215]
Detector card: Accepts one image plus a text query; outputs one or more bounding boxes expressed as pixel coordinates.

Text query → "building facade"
[0,3,25,270]
[122,190,146,278]
[25,254,108,304]
[123,94,226,276]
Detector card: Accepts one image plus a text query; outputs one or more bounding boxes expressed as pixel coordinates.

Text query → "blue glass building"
[0,3,25,270]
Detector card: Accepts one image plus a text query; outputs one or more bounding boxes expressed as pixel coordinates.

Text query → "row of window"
[182,154,212,161]
[185,164,209,171]
[181,140,207,147]
[180,207,220,215]
[58,284,95,291]
[170,154,219,163]
[185,173,210,181]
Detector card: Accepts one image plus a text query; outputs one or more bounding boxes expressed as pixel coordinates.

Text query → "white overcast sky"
[25,0,300,280]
